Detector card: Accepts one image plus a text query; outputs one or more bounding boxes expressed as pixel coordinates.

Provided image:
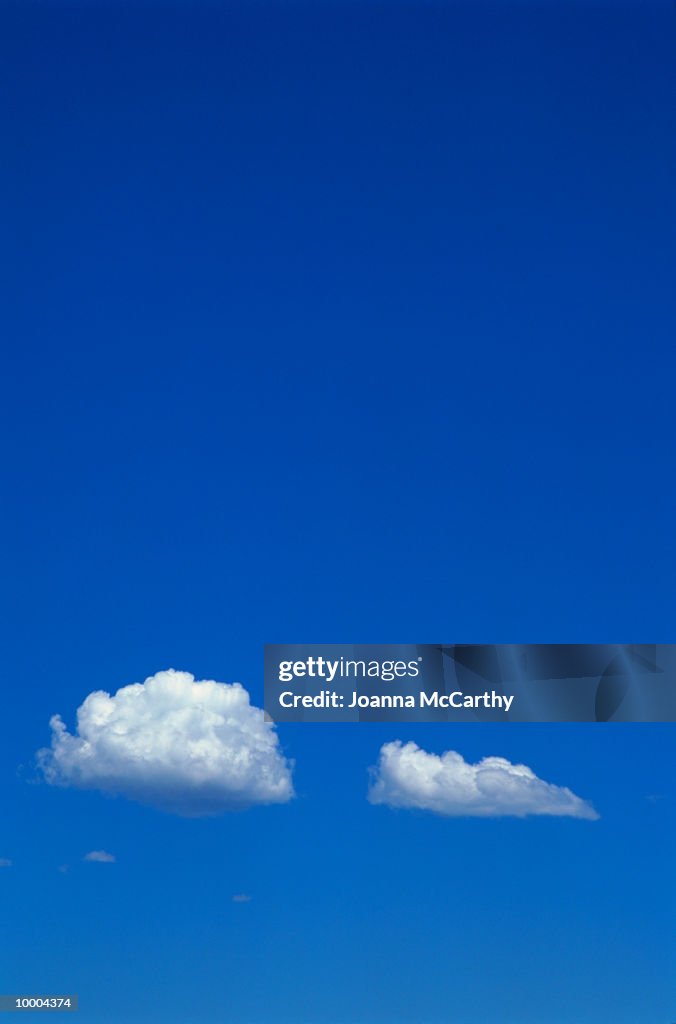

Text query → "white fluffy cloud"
[368,741,599,820]
[38,670,294,816]
[83,850,115,863]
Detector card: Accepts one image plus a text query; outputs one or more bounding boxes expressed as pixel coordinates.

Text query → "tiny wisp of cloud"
[83,850,116,863]
[0,858,12,868]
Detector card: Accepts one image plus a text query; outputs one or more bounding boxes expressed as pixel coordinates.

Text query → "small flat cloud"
[232,893,252,903]
[83,850,116,863]
[0,858,12,868]
[368,741,599,820]
[38,670,294,817]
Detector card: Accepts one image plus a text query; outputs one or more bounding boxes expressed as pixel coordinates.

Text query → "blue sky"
[1,2,675,1022]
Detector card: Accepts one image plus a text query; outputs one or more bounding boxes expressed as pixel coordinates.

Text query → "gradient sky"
[1,2,675,1023]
